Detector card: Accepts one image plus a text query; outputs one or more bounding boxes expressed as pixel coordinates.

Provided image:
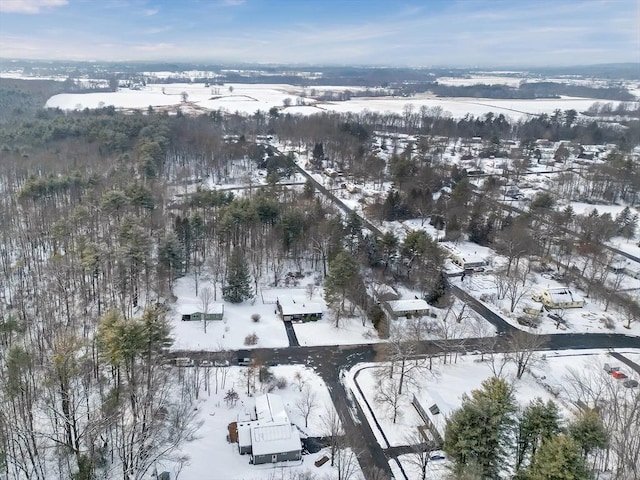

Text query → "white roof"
[237,422,253,448]
[387,299,430,313]
[440,242,489,264]
[545,288,583,304]
[182,303,224,315]
[210,303,224,314]
[255,394,289,424]
[251,424,301,456]
[415,390,451,438]
[279,302,323,316]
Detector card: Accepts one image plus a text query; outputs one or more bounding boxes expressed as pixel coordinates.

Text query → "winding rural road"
[189,148,640,478]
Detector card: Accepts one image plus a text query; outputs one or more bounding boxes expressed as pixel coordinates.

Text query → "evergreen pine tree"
[158,231,184,285]
[615,206,638,240]
[526,434,591,480]
[223,248,252,303]
[324,250,359,323]
[516,398,563,471]
[444,377,517,478]
[569,408,608,460]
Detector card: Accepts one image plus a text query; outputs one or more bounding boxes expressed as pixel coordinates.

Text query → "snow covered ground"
[169,272,386,350]
[157,364,353,480]
[456,267,640,336]
[346,349,640,479]
[43,81,625,120]
[170,276,291,350]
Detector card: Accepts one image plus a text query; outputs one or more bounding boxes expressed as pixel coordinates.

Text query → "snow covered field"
[44,82,623,120]
[436,75,524,87]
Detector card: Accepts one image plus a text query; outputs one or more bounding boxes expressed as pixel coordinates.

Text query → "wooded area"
[0,82,639,478]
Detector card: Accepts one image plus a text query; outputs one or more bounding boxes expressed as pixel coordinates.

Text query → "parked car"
[429,450,447,461]
[604,364,621,374]
[236,350,252,366]
[200,360,213,367]
[175,357,194,367]
[623,379,638,388]
[302,437,323,454]
[612,371,628,379]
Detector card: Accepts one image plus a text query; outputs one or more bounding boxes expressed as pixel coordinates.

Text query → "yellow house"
[539,287,585,309]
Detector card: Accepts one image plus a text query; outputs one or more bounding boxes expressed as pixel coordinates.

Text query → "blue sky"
[0,0,638,67]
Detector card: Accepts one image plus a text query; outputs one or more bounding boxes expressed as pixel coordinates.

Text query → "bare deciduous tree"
[563,362,640,478]
[200,286,214,333]
[295,385,318,428]
[321,406,343,467]
[375,376,405,424]
[506,330,548,380]
[403,428,435,480]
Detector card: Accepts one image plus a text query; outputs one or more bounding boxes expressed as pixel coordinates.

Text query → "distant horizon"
[0,0,637,68]
[1,57,638,73]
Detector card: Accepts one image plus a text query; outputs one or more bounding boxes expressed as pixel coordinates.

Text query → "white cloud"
[142,8,158,16]
[133,42,175,52]
[143,26,173,35]
[219,0,245,6]
[0,0,68,14]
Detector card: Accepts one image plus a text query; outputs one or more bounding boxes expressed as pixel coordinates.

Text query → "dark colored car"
[302,437,323,454]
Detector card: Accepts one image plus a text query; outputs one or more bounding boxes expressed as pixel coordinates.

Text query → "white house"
[441,243,489,271]
[276,299,323,322]
[538,287,585,309]
[385,299,432,319]
[235,394,302,465]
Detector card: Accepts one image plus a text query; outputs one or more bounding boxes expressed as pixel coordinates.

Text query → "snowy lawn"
[456,265,640,336]
[170,277,291,350]
[392,454,450,480]
[293,315,381,346]
[157,365,352,480]
[345,349,640,454]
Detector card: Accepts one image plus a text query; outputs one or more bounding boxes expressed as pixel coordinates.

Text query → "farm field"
[43,81,631,120]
